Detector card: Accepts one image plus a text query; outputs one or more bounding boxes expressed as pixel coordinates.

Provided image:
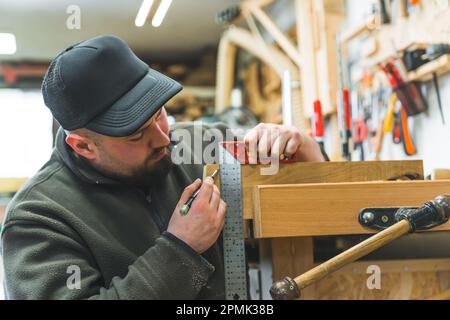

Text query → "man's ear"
[65,133,98,160]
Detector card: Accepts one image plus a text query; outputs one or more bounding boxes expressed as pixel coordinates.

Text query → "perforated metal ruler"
[219,145,248,300]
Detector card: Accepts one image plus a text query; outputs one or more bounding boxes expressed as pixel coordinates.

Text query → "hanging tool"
[403,49,429,72]
[392,111,402,145]
[374,91,394,160]
[391,97,417,155]
[399,108,417,155]
[353,118,368,161]
[379,0,390,24]
[402,44,449,124]
[423,45,450,126]
[425,45,450,125]
[312,100,325,150]
[336,34,352,161]
[270,194,450,300]
[383,93,397,133]
[399,0,409,18]
[432,73,446,125]
[381,59,428,116]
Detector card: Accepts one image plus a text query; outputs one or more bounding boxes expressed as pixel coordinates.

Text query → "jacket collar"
[54,127,121,185]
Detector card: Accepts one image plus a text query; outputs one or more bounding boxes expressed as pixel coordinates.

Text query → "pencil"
[179,169,219,216]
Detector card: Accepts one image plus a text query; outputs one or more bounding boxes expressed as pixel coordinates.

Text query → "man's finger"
[217,200,227,223]
[179,178,202,204]
[196,177,214,201]
[271,132,290,160]
[210,185,221,209]
[285,131,303,157]
[244,130,258,164]
[258,130,273,161]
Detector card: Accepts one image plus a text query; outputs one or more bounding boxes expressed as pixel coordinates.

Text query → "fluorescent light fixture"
[152,0,172,27]
[0,33,16,55]
[135,0,154,27]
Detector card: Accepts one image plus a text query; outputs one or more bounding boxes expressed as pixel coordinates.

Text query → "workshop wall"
[345,0,450,176]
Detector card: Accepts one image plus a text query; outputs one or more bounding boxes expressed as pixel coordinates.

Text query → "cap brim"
[86,68,182,137]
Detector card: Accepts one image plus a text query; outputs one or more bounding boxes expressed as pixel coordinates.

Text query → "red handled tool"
[220,141,296,165]
[381,60,427,116]
[353,118,368,161]
[399,108,417,156]
[312,100,325,150]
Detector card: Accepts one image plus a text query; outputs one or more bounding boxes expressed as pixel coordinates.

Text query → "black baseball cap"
[42,35,182,137]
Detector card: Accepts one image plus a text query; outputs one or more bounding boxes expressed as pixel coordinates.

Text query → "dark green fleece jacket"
[1,122,228,300]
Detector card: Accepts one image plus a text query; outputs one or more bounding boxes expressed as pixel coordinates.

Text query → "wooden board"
[238,160,423,220]
[205,160,424,220]
[434,169,450,181]
[408,54,450,82]
[254,180,450,238]
[271,237,316,299]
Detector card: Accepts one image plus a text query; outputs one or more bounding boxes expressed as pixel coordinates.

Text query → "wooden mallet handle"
[270,195,450,300]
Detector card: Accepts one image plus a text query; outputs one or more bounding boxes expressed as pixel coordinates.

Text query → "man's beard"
[95,146,173,188]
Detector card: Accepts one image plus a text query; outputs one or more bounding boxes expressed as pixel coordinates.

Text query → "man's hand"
[243,123,325,163]
[167,178,227,254]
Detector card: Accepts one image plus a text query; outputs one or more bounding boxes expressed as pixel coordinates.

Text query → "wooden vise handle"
[270,195,450,300]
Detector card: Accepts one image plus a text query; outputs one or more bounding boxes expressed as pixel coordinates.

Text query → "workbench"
[205,160,450,299]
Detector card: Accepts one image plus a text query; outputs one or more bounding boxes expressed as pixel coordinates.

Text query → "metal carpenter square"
[220,145,248,300]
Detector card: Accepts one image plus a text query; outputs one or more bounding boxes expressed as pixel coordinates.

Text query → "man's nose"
[149,123,170,148]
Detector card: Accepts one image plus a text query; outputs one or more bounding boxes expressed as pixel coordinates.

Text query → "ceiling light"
[135,0,154,27]
[0,33,16,55]
[152,0,172,27]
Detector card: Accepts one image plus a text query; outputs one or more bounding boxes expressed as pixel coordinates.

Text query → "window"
[0,89,53,178]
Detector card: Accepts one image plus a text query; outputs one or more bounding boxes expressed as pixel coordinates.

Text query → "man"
[1,35,326,299]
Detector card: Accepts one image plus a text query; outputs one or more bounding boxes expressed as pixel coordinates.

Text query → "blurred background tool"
[312,100,325,150]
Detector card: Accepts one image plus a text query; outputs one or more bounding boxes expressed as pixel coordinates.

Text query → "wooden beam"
[253,180,450,238]
[271,237,316,299]
[215,33,237,113]
[246,2,302,68]
[296,0,320,119]
[214,26,307,129]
